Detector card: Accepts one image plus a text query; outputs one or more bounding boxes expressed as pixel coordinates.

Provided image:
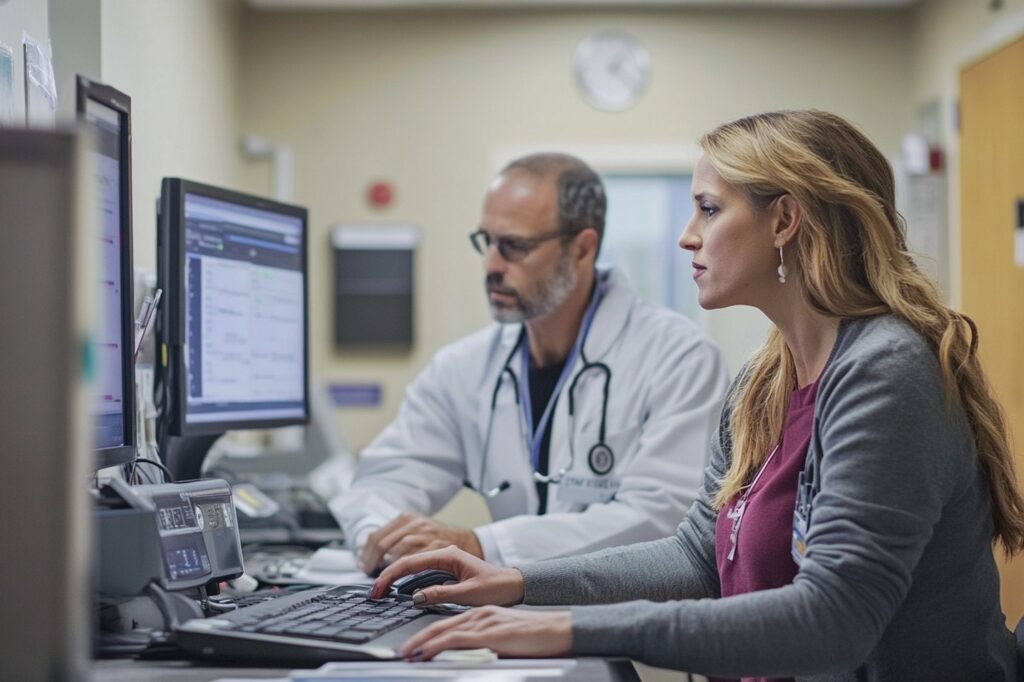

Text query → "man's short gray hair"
[501,153,607,255]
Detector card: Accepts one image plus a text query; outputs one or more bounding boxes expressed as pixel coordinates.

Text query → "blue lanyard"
[518,282,604,473]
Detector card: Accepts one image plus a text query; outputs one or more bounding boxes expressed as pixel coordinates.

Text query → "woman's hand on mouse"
[370,545,524,606]
[396,606,571,661]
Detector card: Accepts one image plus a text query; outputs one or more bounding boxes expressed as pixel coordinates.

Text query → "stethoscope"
[471,281,614,498]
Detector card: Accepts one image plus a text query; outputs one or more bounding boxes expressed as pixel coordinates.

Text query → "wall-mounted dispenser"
[331,224,419,350]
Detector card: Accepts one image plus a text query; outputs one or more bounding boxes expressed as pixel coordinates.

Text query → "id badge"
[791,471,812,565]
[557,474,621,504]
[791,506,809,565]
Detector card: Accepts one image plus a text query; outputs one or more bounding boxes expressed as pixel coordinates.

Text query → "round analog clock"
[572,32,650,112]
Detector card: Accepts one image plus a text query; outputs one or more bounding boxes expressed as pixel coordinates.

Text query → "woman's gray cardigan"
[518,315,1018,681]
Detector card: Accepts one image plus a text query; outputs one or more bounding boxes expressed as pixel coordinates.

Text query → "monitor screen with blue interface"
[181,192,306,427]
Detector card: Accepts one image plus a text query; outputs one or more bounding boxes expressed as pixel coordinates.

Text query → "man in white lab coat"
[331,153,729,575]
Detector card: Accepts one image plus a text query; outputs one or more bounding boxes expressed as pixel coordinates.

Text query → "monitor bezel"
[158,178,310,437]
[76,76,137,470]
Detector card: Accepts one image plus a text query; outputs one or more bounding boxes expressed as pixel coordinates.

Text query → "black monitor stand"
[163,434,221,482]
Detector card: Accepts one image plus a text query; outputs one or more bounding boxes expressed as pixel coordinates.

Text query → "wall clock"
[572,32,650,112]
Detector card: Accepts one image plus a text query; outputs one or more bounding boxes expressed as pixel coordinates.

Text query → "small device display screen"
[148,487,241,588]
[197,500,234,530]
[153,494,199,532]
[161,532,211,582]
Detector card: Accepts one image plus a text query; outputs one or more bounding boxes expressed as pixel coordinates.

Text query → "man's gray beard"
[489,252,576,324]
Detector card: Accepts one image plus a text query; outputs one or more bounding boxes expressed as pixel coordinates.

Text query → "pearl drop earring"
[777,246,788,284]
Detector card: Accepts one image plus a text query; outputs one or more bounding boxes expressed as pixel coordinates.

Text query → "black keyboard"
[232,591,424,643]
[176,585,441,664]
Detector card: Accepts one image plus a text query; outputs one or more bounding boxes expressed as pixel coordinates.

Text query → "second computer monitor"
[77,75,137,468]
[158,179,309,437]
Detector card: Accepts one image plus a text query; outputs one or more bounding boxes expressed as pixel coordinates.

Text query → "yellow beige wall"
[101,0,253,272]
[237,7,914,450]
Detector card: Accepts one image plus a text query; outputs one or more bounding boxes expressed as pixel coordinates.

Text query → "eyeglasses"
[469,229,571,262]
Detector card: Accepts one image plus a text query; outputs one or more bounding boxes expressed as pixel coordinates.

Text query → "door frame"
[943,8,1024,307]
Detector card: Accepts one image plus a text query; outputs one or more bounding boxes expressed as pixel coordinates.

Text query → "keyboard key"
[285,624,324,635]
[329,619,358,629]
[311,625,347,637]
[332,631,375,644]
[259,624,291,634]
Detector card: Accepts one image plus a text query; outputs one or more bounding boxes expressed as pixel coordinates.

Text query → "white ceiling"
[247,0,917,10]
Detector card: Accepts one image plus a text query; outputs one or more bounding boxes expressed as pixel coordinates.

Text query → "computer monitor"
[157,179,309,479]
[76,76,137,469]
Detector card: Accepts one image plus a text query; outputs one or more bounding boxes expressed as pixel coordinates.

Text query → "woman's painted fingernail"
[412,591,426,605]
[412,649,424,660]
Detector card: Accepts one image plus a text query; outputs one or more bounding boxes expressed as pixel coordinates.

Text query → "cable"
[205,600,238,613]
[145,581,180,631]
[153,364,170,479]
[128,457,174,484]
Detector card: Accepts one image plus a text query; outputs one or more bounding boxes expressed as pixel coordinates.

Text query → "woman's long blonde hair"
[705,110,1024,555]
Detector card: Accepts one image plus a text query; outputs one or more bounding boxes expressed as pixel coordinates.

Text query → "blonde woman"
[371,110,1024,681]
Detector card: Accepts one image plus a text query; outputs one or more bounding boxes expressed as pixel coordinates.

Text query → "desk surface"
[93,657,641,681]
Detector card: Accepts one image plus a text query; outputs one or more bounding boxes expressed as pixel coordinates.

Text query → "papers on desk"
[296,660,577,680]
[293,546,373,586]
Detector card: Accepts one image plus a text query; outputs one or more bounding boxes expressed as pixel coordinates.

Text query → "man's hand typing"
[358,512,483,575]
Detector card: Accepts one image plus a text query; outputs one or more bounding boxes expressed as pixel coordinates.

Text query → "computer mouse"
[393,569,459,596]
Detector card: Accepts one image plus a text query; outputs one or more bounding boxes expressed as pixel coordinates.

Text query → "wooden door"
[960,35,1024,625]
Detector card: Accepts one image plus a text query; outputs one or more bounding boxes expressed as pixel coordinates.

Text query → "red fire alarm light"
[367,180,394,209]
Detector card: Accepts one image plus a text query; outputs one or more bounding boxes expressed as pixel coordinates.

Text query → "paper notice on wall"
[22,32,56,126]
[1016,200,1024,270]
[0,42,14,125]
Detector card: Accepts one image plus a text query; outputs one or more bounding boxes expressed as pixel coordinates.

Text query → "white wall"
[101,0,252,272]
[239,6,914,449]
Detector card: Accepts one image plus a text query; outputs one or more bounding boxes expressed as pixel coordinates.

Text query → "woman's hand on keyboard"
[395,606,571,661]
[369,545,524,607]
